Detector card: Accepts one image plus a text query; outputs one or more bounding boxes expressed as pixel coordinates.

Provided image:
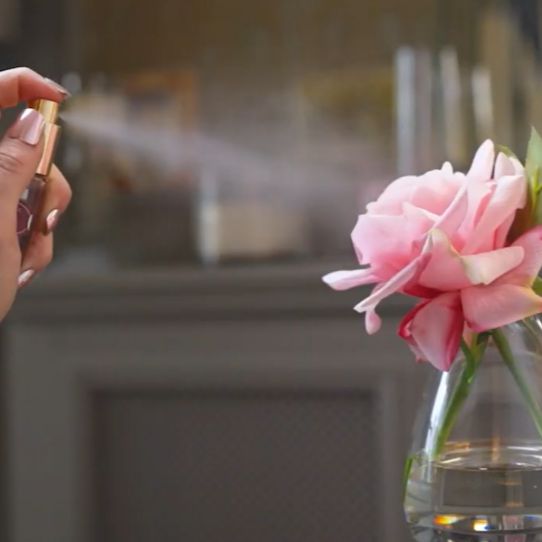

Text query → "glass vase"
[404,317,542,541]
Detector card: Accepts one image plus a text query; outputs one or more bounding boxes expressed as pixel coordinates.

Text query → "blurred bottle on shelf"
[394,1,542,176]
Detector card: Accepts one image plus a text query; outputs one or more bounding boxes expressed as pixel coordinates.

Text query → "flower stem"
[402,454,414,501]
[432,338,486,459]
[492,328,542,440]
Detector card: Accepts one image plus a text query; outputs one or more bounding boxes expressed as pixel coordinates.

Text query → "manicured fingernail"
[44,78,71,98]
[44,209,60,234]
[9,109,45,145]
[18,269,35,288]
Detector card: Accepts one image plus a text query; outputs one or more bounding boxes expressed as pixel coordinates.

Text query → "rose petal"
[398,299,429,362]
[402,201,439,223]
[418,229,473,291]
[418,229,524,291]
[462,174,527,254]
[398,299,427,334]
[351,215,404,267]
[462,246,524,285]
[409,173,464,215]
[432,177,469,238]
[467,139,495,180]
[354,236,433,314]
[351,212,433,273]
[494,213,516,249]
[367,169,463,217]
[398,293,463,371]
[454,177,493,251]
[494,226,542,287]
[322,268,378,291]
[366,175,420,215]
[365,308,382,335]
[462,284,542,332]
[495,152,524,177]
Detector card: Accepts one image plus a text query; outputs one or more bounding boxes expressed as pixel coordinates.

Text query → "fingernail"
[18,269,35,288]
[43,78,71,98]
[9,109,45,145]
[44,209,60,234]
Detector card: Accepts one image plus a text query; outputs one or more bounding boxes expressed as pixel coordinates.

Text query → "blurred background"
[0,0,541,541]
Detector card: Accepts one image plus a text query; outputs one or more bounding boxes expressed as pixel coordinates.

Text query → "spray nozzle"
[29,99,61,178]
[29,99,60,124]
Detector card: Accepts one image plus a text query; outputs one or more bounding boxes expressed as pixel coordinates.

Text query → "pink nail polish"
[43,78,71,98]
[44,209,60,234]
[18,269,35,288]
[9,109,45,145]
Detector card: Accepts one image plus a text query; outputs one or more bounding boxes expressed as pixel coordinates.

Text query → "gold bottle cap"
[29,99,60,124]
[29,99,61,178]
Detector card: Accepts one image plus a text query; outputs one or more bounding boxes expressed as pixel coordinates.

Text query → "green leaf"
[534,194,542,227]
[526,128,542,171]
[509,128,542,234]
[402,455,414,501]
[533,277,542,296]
[526,127,542,193]
[432,337,486,458]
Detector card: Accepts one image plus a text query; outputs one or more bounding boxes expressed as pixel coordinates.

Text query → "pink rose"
[324,140,542,371]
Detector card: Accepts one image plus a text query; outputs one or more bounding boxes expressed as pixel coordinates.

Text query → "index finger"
[0,68,68,109]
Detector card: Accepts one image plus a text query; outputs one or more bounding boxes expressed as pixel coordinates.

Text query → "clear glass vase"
[404,317,542,541]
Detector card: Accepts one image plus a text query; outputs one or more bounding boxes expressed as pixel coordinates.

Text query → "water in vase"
[406,442,542,538]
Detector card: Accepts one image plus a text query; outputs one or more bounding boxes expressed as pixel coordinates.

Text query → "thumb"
[0,109,45,204]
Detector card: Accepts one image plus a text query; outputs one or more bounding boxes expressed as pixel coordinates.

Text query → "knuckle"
[17,67,37,78]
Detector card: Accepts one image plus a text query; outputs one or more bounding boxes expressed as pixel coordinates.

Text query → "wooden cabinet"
[4,263,428,541]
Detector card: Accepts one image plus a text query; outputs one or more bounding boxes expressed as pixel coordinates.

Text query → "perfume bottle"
[17,99,61,255]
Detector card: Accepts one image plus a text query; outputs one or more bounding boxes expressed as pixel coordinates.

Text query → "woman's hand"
[0,68,72,319]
